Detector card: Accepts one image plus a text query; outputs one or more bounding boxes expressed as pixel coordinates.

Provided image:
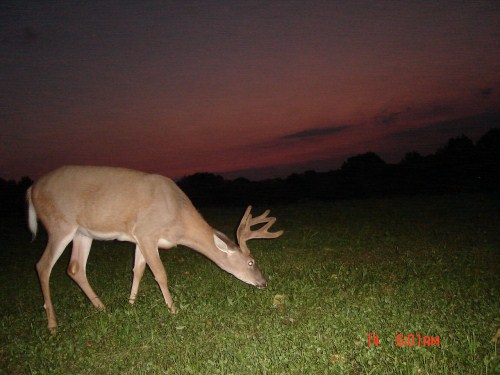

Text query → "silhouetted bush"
[0,176,33,226]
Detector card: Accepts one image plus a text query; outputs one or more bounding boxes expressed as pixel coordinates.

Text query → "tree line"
[179,128,500,206]
[1,128,499,221]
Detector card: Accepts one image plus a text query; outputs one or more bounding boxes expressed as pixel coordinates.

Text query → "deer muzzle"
[256,279,268,289]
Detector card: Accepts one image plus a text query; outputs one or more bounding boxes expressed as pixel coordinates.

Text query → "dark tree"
[178,173,226,206]
[341,152,386,172]
[475,128,500,190]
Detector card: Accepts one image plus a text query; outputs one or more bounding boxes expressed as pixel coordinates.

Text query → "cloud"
[374,111,403,126]
[22,26,40,43]
[279,125,351,141]
[413,104,458,119]
[373,104,459,127]
[480,87,493,99]
[388,111,500,143]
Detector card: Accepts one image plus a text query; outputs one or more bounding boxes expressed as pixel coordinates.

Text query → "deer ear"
[214,233,234,254]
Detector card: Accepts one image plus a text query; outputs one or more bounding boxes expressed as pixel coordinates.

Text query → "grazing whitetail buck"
[27,166,283,332]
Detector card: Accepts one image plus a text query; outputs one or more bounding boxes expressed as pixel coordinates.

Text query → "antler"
[237,206,284,255]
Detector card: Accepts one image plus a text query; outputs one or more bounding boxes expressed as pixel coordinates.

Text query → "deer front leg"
[129,245,146,304]
[136,239,177,314]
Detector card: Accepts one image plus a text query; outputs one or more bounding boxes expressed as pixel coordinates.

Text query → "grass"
[0,193,499,374]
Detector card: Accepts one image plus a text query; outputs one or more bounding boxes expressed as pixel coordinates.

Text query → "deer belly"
[158,238,176,249]
[77,228,135,242]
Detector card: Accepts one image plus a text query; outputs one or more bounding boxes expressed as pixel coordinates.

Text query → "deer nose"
[257,280,268,289]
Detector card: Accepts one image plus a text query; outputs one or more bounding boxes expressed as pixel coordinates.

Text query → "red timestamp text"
[367,333,441,347]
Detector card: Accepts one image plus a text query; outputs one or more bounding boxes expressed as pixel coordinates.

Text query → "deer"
[27,165,283,332]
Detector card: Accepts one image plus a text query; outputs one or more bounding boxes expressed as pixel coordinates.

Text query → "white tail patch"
[27,187,37,241]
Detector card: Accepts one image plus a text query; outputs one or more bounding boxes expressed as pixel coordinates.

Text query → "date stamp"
[367,333,441,347]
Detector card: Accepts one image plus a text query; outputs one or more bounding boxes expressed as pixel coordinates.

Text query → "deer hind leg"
[129,245,146,304]
[136,238,176,314]
[36,227,76,333]
[67,232,105,310]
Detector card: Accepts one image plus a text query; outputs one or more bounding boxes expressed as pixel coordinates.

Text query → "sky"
[1,1,500,181]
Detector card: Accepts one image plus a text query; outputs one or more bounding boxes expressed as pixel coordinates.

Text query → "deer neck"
[178,211,226,264]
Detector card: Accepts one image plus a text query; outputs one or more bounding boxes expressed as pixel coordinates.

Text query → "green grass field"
[1,194,499,374]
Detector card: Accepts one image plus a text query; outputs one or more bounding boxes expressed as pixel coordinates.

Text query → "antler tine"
[239,205,253,229]
[237,206,284,254]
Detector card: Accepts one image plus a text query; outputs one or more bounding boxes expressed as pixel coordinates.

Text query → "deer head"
[209,206,283,288]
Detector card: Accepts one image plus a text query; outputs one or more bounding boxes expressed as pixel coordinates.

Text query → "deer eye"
[248,260,254,267]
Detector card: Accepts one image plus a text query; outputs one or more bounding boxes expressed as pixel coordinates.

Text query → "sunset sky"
[1,1,499,181]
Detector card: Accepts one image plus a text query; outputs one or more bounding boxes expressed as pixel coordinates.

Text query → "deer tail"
[26,187,37,241]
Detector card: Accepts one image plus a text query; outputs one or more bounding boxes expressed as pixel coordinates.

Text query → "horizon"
[2,125,497,184]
